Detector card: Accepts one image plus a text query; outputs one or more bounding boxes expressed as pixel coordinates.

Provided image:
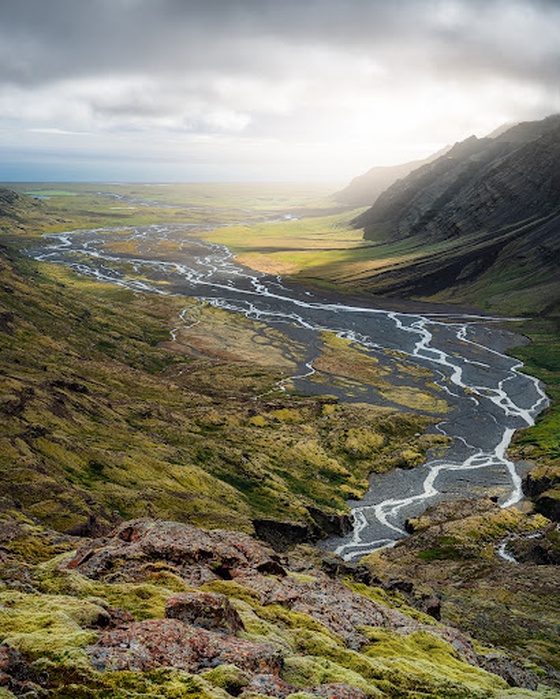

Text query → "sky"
[1,0,559,183]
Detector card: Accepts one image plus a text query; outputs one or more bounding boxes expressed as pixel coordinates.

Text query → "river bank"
[25,221,549,558]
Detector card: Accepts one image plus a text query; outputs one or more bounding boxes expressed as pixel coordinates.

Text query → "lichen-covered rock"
[479,654,539,691]
[0,644,44,697]
[243,673,297,698]
[232,568,414,650]
[65,519,286,585]
[165,591,245,633]
[60,517,552,692]
[310,684,367,699]
[87,618,283,675]
[0,645,20,692]
[66,519,482,665]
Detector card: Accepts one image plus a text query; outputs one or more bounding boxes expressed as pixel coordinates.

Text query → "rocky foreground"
[1,509,558,699]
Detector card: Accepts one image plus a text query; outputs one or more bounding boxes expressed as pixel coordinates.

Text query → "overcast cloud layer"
[1,0,559,181]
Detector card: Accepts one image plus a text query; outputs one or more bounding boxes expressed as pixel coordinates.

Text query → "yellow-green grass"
[11,181,339,208]
[2,183,344,246]
[313,332,449,415]
[203,211,367,276]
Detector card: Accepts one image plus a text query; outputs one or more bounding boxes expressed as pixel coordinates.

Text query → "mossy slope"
[0,519,556,698]
[0,217,443,540]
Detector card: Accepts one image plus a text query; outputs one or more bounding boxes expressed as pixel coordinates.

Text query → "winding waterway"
[26,222,549,560]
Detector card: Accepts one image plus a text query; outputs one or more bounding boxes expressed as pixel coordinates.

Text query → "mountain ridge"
[332,146,451,208]
[348,115,560,312]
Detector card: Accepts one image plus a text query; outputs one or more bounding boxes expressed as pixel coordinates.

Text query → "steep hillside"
[0,188,49,236]
[357,116,560,244]
[333,146,450,208]
[348,115,560,313]
[332,159,428,208]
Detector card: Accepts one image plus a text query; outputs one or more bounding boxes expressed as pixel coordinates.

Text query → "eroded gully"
[26,222,549,560]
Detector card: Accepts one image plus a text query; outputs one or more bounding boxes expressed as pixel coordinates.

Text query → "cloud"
[1,0,559,180]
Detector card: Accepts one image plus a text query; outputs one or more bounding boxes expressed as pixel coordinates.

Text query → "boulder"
[479,655,539,691]
[64,518,285,584]
[243,673,297,698]
[165,591,245,633]
[311,684,367,699]
[87,619,283,675]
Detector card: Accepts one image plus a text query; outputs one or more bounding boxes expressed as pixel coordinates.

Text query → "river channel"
[26,221,549,560]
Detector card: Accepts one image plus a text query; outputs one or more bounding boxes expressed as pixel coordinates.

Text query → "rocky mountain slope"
[350,115,560,311]
[332,147,451,209]
[332,159,428,209]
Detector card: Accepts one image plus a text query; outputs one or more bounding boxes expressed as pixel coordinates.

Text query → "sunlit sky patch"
[1,0,559,182]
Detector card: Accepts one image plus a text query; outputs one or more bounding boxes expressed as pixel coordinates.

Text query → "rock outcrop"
[164,591,245,633]
[88,618,283,675]
[62,518,540,691]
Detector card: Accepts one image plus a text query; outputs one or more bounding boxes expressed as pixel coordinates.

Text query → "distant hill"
[351,114,560,312]
[0,187,46,232]
[333,146,449,208]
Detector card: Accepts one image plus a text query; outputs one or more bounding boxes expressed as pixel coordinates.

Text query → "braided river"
[26,221,549,560]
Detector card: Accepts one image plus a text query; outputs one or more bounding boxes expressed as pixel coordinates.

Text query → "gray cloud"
[2,0,558,85]
[1,0,559,180]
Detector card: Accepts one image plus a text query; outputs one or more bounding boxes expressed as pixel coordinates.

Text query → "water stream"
[26,222,549,559]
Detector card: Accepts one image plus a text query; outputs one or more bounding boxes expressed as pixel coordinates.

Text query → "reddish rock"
[0,644,44,695]
[232,569,406,649]
[106,607,135,628]
[479,655,539,691]
[64,518,504,678]
[87,619,283,676]
[165,591,244,633]
[243,673,297,698]
[64,519,284,585]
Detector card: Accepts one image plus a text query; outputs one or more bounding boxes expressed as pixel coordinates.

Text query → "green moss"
[363,628,505,686]
[200,580,261,606]
[417,538,464,561]
[50,668,230,699]
[201,664,250,695]
[0,591,99,659]
[345,581,439,625]
[257,603,344,644]
[282,655,384,698]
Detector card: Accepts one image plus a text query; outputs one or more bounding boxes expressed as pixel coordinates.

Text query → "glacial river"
[26,222,549,560]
